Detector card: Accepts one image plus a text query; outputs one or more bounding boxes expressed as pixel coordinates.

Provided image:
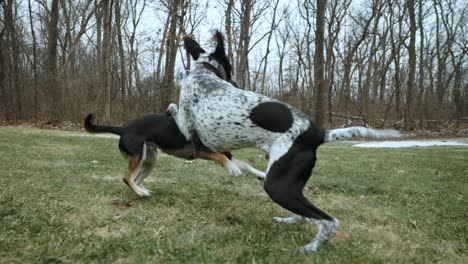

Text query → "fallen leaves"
[111,201,131,209]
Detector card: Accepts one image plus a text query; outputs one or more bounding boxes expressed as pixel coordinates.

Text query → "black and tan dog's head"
[183,31,235,84]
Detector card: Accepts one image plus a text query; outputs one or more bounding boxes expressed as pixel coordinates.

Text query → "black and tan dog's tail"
[324,126,400,142]
[84,114,123,135]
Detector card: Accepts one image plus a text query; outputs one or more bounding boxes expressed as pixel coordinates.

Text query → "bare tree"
[340,1,377,115]
[114,0,128,117]
[405,0,417,130]
[325,0,351,125]
[250,0,284,93]
[46,0,60,119]
[125,0,146,98]
[160,0,181,111]
[314,0,326,127]
[28,0,39,118]
[388,0,406,119]
[274,21,290,97]
[224,0,235,69]
[1,0,22,121]
[416,0,426,128]
[102,0,113,122]
[60,0,98,71]
[235,0,253,88]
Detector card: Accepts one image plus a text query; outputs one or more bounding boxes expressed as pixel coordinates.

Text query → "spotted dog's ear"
[210,31,232,80]
[211,31,225,55]
[183,36,205,60]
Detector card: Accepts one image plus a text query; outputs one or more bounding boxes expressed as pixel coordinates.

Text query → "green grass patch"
[0,126,467,263]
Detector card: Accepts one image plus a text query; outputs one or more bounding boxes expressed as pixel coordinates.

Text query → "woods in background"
[0,0,466,130]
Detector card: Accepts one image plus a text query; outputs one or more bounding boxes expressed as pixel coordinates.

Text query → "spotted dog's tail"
[324,126,400,142]
[84,114,123,135]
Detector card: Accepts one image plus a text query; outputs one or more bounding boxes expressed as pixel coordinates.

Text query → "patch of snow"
[353,140,468,148]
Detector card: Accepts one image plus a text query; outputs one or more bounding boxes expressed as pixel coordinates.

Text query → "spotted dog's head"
[184,31,236,85]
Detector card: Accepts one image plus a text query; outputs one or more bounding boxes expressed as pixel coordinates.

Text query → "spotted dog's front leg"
[166,103,179,117]
[167,99,193,141]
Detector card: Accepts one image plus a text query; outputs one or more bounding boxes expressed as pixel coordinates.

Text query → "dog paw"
[139,186,152,194]
[297,242,319,254]
[227,163,242,177]
[137,187,151,197]
[166,103,179,116]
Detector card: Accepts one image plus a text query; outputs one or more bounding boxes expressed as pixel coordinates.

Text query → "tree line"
[0,0,466,130]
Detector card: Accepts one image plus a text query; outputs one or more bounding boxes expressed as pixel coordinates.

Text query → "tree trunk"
[314,0,326,127]
[161,0,180,111]
[2,0,21,121]
[28,0,39,118]
[47,0,60,119]
[115,0,127,117]
[102,0,113,122]
[155,14,171,84]
[236,0,252,89]
[0,27,5,118]
[95,0,102,76]
[405,0,416,130]
[417,0,425,128]
[224,0,235,72]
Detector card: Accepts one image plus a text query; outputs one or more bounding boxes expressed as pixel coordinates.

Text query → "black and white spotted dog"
[168,32,400,253]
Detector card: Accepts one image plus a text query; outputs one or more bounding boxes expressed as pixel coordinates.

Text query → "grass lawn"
[0,126,467,263]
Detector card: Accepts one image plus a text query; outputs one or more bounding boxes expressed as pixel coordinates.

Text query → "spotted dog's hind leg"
[134,147,157,194]
[264,144,338,253]
[299,218,340,253]
[273,215,305,224]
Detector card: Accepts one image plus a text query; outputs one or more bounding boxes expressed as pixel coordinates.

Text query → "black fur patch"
[184,37,205,60]
[200,62,227,80]
[262,125,331,220]
[249,102,293,133]
[209,31,232,80]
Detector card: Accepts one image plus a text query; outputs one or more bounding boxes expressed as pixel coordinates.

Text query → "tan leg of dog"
[122,144,151,197]
[196,152,241,176]
[134,148,157,193]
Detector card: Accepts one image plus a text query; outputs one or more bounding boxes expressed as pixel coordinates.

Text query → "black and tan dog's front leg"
[195,151,242,176]
[133,147,157,195]
[191,133,241,177]
[122,143,152,197]
[192,134,266,179]
[196,152,266,179]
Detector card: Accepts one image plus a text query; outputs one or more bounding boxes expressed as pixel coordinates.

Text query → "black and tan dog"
[84,113,265,197]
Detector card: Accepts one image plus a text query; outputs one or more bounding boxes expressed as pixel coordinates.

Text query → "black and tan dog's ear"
[183,35,205,60]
